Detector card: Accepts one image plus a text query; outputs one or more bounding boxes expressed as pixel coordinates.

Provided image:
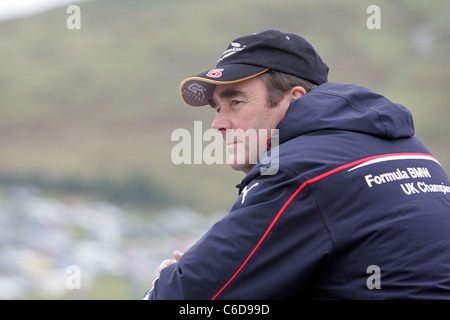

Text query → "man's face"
[209,76,287,173]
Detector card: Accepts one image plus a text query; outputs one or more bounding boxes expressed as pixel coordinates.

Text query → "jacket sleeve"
[147,167,333,300]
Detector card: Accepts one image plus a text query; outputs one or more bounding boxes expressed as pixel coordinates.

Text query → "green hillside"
[0,0,449,213]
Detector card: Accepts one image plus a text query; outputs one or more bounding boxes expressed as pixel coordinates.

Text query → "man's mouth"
[226,140,243,147]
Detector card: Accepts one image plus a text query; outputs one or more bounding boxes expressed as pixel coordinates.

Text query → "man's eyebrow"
[219,88,246,100]
[209,89,247,108]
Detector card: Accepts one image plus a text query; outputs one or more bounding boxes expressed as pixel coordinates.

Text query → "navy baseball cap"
[180,29,329,106]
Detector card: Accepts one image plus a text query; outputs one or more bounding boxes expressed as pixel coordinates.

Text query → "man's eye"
[231,100,242,106]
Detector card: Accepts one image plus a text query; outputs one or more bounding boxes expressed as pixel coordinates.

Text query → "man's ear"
[290,86,307,100]
[276,86,307,120]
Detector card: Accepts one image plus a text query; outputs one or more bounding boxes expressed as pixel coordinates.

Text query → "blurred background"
[0,0,449,299]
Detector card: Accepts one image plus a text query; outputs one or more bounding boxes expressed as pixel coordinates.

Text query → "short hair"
[259,69,317,106]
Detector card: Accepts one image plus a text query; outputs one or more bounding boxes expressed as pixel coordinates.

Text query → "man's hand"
[152,250,183,287]
[159,250,183,272]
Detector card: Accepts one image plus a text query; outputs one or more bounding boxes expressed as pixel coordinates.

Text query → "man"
[145,30,450,299]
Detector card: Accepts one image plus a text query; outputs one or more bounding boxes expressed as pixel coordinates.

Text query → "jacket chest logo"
[241,183,259,204]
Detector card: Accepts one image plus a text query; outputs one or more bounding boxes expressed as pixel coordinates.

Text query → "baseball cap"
[180,29,329,106]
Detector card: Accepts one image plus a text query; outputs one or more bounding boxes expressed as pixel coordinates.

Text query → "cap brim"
[180,64,269,106]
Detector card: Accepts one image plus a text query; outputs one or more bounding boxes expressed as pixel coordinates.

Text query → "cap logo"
[217,42,246,63]
[206,68,224,78]
[185,83,207,102]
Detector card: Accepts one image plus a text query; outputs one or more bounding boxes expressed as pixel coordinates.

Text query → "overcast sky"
[0,0,89,21]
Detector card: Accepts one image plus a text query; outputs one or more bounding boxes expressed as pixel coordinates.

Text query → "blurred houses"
[0,185,223,299]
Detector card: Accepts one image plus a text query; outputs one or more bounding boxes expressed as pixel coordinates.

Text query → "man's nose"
[211,111,232,138]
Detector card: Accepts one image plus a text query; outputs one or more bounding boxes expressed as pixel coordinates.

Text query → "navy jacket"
[147,82,450,299]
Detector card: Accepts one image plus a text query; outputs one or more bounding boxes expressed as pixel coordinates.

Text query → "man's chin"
[227,155,254,174]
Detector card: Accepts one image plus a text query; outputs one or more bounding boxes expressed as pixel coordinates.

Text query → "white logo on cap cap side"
[217,43,246,63]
